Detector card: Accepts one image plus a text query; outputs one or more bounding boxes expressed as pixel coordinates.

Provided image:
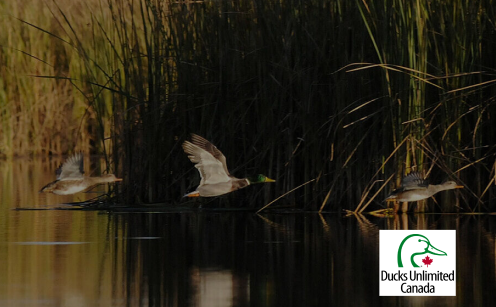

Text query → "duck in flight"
[40,152,122,195]
[386,172,463,202]
[182,134,275,197]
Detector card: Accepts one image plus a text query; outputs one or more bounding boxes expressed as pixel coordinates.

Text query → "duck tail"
[39,181,57,194]
[383,187,401,202]
[384,194,397,202]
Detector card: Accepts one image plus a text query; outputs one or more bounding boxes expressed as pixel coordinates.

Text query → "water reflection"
[1,210,496,306]
[0,159,495,306]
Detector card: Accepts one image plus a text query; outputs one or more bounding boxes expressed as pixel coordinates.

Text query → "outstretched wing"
[182,136,231,186]
[401,172,428,190]
[56,152,84,181]
[189,134,230,176]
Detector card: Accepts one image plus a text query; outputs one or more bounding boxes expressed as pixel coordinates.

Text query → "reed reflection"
[0,157,495,307]
[113,212,496,306]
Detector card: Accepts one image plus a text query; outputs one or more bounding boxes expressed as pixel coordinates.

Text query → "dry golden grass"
[1,0,496,211]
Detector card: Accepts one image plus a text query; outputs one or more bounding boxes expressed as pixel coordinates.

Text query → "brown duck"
[386,172,463,202]
[182,134,275,197]
[40,153,122,195]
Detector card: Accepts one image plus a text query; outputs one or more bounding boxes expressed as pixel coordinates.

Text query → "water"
[0,158,495,306]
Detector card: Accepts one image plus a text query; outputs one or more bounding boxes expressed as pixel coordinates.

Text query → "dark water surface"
[0,159,495,306]
[1,210,496,306]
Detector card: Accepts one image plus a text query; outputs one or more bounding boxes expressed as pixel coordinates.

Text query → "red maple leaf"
[422,255,433,267]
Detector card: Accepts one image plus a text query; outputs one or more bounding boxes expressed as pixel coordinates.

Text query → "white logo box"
[379,230,456,296]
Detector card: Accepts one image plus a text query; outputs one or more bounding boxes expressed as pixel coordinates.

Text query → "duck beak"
[426,243,447,256]
[265,177,276,183]
[455,185,464,189]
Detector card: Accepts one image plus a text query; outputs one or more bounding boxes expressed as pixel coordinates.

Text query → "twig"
[358,173,395,213]
[257,179,316,213]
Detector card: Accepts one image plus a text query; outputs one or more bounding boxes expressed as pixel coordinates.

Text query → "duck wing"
[190,134,231,176]
[182,136,231,186]
[56,152,84,181]
[400,172,428,190]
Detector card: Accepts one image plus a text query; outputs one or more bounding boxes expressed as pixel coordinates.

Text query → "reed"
[2,0,496,211]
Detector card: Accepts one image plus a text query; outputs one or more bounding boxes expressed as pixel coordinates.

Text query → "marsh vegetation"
[1,0,496,211]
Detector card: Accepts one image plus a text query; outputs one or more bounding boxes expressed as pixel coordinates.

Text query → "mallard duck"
[386,172,463,202]
[40,152,122,195]
[182,134,275,197]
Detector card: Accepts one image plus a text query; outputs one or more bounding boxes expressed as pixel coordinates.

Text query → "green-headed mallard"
[40,152,122,195]
[182,134,275,197]
[386,172,463,202]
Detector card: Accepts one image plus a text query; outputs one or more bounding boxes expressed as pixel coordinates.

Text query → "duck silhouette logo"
[397,234,447,268]
[379,230,456,296]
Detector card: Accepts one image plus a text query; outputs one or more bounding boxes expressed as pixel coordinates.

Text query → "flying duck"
[386,172,463,202]
[182,134,275,197]
[40,152,122,195]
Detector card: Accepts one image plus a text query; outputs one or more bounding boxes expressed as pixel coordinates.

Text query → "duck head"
[441,181,464,190]
[247,174,275,184]
[397,234,447,267]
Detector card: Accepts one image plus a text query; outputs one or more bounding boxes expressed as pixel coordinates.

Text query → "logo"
[397,234,447,267]
[379,230,456,296]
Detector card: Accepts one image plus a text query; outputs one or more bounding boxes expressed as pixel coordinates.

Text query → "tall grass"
[0,2,102,157]
[2,0,496,211]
